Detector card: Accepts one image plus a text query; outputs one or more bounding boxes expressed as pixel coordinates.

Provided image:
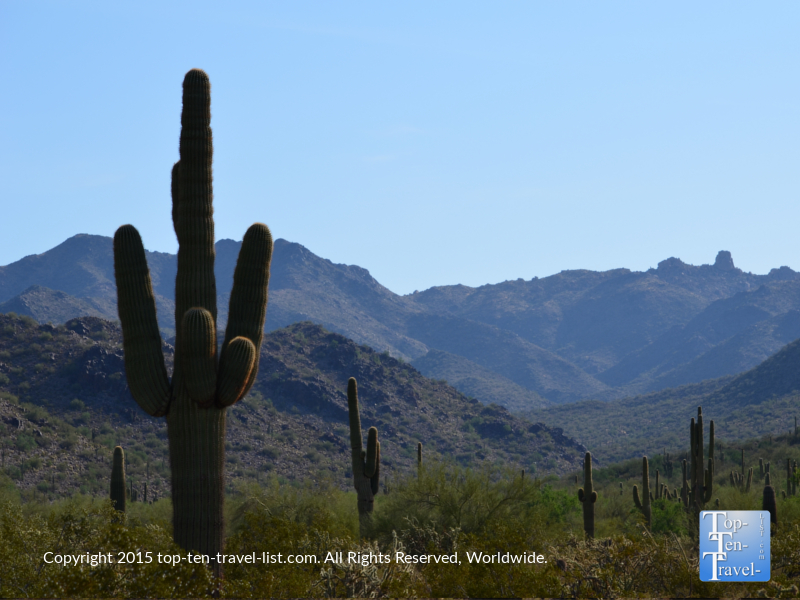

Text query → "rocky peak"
[714,250,735,271]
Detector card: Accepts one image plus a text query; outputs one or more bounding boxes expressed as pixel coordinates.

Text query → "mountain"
[404,314,608,404]
[528,336,800,463]
[599,280,800,392]
[3,235,800,411]
[411,349,550,412]
[0,314,587,500]
[0,285,110,324]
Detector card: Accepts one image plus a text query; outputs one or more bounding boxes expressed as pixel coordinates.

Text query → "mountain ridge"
[3,235,800,410]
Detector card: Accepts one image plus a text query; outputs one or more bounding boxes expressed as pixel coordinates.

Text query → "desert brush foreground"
[1,440,800,597]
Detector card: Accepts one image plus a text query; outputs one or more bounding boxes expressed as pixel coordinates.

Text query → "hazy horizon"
[2,2,798,295]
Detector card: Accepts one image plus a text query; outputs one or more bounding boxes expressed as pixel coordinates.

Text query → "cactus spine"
[110,446,126,512]
[347,377,380,537]
[633,456,651,529]
[113,69,273,573]
[577,452,597,538]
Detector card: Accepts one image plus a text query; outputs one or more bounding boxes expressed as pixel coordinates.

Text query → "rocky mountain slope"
[0,315,586,501]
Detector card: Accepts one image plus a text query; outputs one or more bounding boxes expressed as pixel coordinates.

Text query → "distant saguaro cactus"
[346,377,380,537]
[688,407,713,512]
[763,482,777,535]
[417,442,423,475]
[110,446,126,512]
[577,452,597,538]
[113,69,273,573]
[633,456,651,529]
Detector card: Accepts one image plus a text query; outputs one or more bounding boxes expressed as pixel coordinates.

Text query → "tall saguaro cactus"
[347,377,380,537]
[577,452,597,538]
[113,69,273,571]
[110,446,126,512]
[688,407,713,512]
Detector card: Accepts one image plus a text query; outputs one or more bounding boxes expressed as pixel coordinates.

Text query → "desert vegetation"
[1,424,800,598]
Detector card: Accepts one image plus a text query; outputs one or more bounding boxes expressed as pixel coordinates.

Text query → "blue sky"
[1,2,798,294]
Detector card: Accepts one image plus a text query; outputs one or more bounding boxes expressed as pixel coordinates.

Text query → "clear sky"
[1,2,798,295]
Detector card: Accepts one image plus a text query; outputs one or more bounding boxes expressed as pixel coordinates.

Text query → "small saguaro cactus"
[577,452,597,538]
[417,442,423,475]
[346,377,380,537]
[110,446,126,512]
[113,69,273,571]
[633,456,652,529]
[763,481,777,535]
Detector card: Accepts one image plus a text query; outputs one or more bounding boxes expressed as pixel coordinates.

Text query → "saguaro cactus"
[110,446,126,512]
[763,481,777,535]
[347,377,380,537]
[113,69,273,571]
[688,407,713,512]
[417,442,423,475]
[633,456,651,529]
[577,451,597,538]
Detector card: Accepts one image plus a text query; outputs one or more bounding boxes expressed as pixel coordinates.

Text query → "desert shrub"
[373,461,548,539]
[0,499,214,598]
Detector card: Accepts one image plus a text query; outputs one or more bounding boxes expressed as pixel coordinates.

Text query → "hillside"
[0,315,586,502]
[411,349,550,412]
[529,337,800,463]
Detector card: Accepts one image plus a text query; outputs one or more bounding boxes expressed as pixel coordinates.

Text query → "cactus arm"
[175,69,217,347]
[370,442,380,495]
[216,337,256,408]
[365,427,379,477]
[578,488,585,502]
[181,308,217,407]
[656,470,660,500]
[633,485,642,509]
[113,225,171,417]
[590,491,597,502]
[219,222,273,399]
